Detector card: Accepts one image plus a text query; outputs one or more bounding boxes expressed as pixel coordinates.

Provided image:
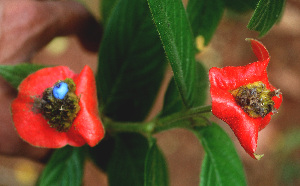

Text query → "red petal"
[246,38,270,61]
[209,59,270,91]
[209,39,282,159]
[210,86,267,159]
[12,66,85,148]
[71,65,105,147]
[17,66,76,98]
[270,83,283,110]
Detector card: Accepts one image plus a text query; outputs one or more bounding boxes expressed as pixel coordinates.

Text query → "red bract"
[11,65,105,148]
[209,39,282,159]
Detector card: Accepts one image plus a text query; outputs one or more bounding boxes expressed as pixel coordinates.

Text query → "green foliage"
[194,123,246,186]
[0,64,45,89]
[160,62,208,117]
[187,0,225,46]
[194,62,209,106]
[96,0,166,121]
[37,146,85,186]
[200,155,217,186]
[223,0,258,12]
[247,0,286,37]
[160,77,184,117]
[144,138,169,186]
[107,133,149,186]
[100,0,119,26]
[147,0,197,109]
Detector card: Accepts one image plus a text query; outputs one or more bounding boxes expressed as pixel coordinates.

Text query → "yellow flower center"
[231,81,280,118]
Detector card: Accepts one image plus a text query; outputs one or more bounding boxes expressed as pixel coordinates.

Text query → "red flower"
[11,65,105,148]
[209,39,282,159]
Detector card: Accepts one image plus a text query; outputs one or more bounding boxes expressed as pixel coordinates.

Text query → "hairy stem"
[103,105,212,135]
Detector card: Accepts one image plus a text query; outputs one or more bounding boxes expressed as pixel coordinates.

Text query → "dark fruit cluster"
[34,78,80,132]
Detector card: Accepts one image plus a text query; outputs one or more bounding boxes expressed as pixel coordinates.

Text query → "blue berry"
[53,82,69,99]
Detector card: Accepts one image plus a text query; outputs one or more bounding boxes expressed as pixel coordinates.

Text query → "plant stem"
[103,105,212,135]
[154,105,212,133]
[103,119,155,134]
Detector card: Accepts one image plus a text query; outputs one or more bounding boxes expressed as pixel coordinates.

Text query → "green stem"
[103,105,212,135]
[154,105,212,133]
[103,118,155,134]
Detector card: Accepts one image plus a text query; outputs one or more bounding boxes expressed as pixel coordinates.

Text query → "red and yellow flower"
[209,39,282,159]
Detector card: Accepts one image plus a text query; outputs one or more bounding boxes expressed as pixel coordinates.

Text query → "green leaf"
[0,64,46,89]
[187,0,224,46]
[200,155,217,186]
[194,62,208,106]
[97,0,166,121]
[193,123,246,186]
[144,138,169,186]
[247,0,285,37]
[107,133,149,186]
[160,77,184,117]
[160,62,208,117]
[223,0,258,13]
[37,146,85,186]
[147,0,197,108]
[100,0,119,26]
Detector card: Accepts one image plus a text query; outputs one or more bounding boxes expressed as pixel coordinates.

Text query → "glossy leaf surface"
[161,62,208,117]
[144,139,169,186]
[100,0,119,26]
[247,0,285,37]
[187,0,224,46]
[38,146,85,186]
[0,64,45,89]
[223,0,258,12]
[97,0,166,121]
[194,123,246,186]
[147,0,196,108]
[200,154,217,186]
[107,133,149,186]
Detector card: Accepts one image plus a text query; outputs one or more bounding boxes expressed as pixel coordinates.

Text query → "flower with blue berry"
[11,65,105,148]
